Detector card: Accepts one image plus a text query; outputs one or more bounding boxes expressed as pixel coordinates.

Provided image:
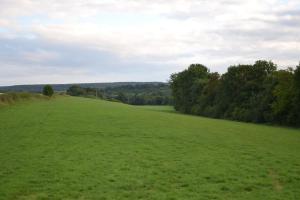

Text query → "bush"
[43,85,54,97]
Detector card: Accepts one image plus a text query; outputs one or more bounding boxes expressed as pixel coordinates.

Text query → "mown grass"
[0,96,299,200]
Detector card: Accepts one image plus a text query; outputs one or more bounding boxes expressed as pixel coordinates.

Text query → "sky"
[0,0,299,86]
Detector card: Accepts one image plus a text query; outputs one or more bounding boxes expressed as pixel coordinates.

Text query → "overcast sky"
[0,0,299,86]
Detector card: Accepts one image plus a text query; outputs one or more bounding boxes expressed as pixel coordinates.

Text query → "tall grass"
[0,92,49,106]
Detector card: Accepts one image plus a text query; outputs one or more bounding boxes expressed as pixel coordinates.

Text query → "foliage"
[170,64,210,113]
[67,85,102,98]
[170,60,300,126]
[67,83,172,105]
[0,82,166,93]
[42,85,54,97]
[102,83,172,105]
[289,63,300,125]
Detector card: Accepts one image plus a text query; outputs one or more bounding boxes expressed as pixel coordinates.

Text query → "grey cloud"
[1,0,300,85]
[217,27,300,42]
[0,36,173,85]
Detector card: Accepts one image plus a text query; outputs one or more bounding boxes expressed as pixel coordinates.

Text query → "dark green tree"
[271,69,294,124]
[288,63,300,125]
[169,60,299,126]
[116,92,127,103]
[214,61,277,122]
[170,64,210,113]
[42,85,54,97]
[67,85,87,96]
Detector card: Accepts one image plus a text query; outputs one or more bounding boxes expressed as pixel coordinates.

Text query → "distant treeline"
[170,60,300,126]
[0,82,164,93]
[67,83,173,105]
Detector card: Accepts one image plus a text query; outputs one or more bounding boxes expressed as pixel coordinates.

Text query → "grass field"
[0,97,300,200]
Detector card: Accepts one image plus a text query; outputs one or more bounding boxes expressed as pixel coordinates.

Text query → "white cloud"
[0,0,299,85]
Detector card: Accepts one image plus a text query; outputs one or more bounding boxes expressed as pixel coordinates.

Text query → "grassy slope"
[0,97,299,200]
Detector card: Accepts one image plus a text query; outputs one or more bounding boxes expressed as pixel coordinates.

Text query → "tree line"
[66,84,173,105]
[170,60,300,126]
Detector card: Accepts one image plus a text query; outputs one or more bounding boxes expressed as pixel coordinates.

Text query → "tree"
[288,63,300,125]
[67,85,86,96]
[116,92,127,103]
[169,60,299,126]
[271,69,294,124]
[170,64,210,113]
[43,85,54,97]
[213,61,277,122]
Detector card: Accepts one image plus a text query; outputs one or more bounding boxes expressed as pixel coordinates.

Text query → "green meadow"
[0,97,299,200]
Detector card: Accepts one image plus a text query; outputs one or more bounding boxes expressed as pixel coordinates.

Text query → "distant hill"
[0,82,165,93]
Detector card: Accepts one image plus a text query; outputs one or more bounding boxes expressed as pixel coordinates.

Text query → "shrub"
[43,85,54,97]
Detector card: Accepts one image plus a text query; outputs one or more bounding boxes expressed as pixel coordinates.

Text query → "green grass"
[0,97,299,200]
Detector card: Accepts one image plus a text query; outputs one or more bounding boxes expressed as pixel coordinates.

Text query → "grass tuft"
[0,92,50,107]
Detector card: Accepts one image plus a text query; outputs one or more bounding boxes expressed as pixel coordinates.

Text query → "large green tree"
[170,64,210,113]
[271,69,294,124]
[169,60,299,126]
[288,64,300,125]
